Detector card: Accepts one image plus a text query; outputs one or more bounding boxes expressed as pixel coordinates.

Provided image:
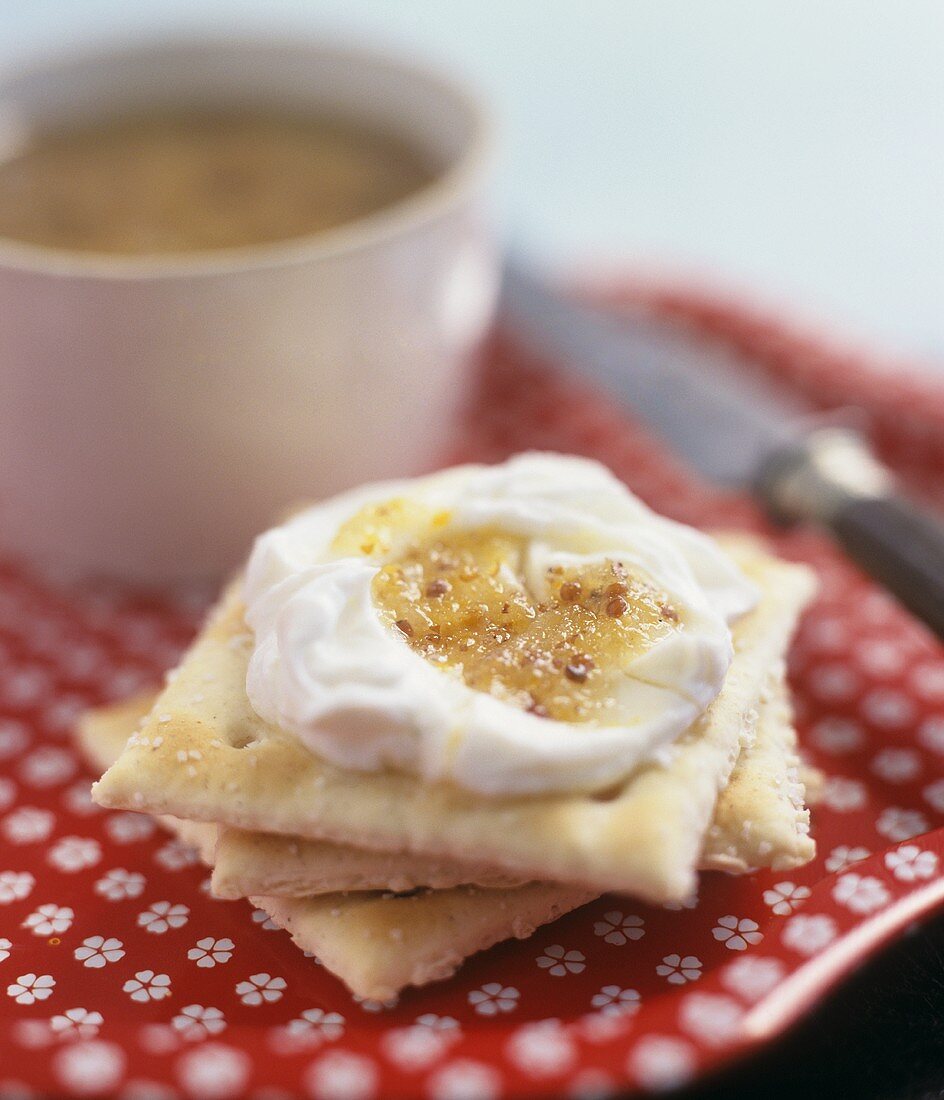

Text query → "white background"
[5,0,944,363]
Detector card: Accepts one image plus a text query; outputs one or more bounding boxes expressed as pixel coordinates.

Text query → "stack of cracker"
[80,532,815,1002]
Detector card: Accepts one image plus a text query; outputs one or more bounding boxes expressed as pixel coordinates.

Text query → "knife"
[500,262,944,640]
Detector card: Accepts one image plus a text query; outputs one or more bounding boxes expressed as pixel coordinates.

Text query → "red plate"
[2,292,944,1099]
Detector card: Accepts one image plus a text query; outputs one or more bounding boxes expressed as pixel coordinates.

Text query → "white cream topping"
[243,453,758,795]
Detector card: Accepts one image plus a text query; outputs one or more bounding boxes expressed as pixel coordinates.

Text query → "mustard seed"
[606,595,628,618]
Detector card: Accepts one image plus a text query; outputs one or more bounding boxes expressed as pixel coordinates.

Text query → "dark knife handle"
[831,494,944,636]
[758,428,944,640]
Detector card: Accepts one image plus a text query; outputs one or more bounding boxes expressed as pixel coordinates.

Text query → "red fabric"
[2,292,944,1098]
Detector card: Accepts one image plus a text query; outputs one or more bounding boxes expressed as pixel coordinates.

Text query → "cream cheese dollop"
[243,453,758,795]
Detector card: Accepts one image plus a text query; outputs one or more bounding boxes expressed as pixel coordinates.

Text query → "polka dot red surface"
[3,290,944,1099]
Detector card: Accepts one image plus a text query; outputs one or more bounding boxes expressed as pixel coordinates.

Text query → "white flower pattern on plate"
[923,779,944,814]
[832,873,890,913]
[860,688,914,729]
[47,836,101,873]
[3,806,55,844]
[824,844,871,873]
[590,985,641,1017]
[678,993,743,1045]
[762,882,811,915]
[2,666,51,707]
[782,914,837,955]
[0,870,35,904]
[427,1059,501,1100]
[13,1016,54,1049]
[592,910,645,945]
[821,777,867,812]
[137,901,189,934]
[808,717,864,754]
[269,1009,345,1055]
[171,1004,227,1040]
[236,973,286,1005]
[287,1008,346,1042]
[536,945,586,976]
[885,844,938,882]
[721,956,786,1001]
[0,777,16,811]
[305,1049,377,1100]
[506,1018,577,1076]
[7,972,55,1004]
[123,971,171,1002]
[918,716,944,755]
[188,937,234,967]
[416,1014,460,1033]
[19,747,76,788]
[61,782,101,817]
[154,839,199,872]
[712,916,762,951]
[870,748,921,783]
[22,903,73,935]
[576,1011,628,1045]
[380,1025,453,1071]
[0,718,28,759]
[53,1040,124,1094]
[911,662,944,701]
[856,639,906,676]
[876,806,929,842]
[0,937,11,962]
[656,954,702,984]
[803,615,847,651]
[808,664,859,704]
[73,936,124,968]
[176,1044,248,1098]
[104,813,155,844]
[49,1008,103,1039]
[136,1021,180,1056]
[467,984,519,1016]
[44,696,88,736]
[630,1036,696,1091]
[94,868,145,901]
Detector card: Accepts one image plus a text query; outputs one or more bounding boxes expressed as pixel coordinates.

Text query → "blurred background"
[6,0,943,363]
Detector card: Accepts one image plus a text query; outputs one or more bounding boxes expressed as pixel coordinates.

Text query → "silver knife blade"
[499,261,810,487]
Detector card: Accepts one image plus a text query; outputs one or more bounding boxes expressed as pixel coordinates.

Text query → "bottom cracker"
[76,706,594,1001]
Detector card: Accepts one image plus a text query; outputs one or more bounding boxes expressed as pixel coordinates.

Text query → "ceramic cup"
[0,37,497,583]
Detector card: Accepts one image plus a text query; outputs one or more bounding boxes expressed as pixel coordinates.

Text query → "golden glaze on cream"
[357,518,679,724]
